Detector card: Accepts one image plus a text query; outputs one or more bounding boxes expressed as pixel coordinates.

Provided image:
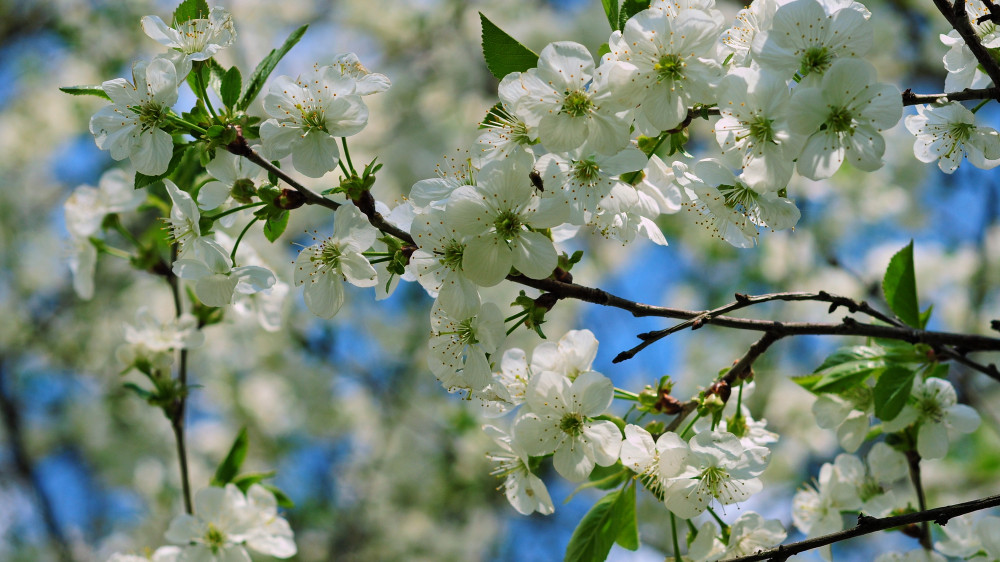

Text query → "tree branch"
[903,86,1000,105]
[931,0,1000,88]
[724,493,1000,561]
[166,245,193,515]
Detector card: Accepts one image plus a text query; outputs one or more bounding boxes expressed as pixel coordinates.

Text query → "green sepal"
[59,85,111,101]
[239,25,309,111]
[211,427,249,487]
[263,211,289,243]
[261,484,295,509]
[597,43,611,59]
[479,13,539,80]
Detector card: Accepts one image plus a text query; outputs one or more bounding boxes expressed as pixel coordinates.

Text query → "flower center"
[203,522,228,553]
[315,241,342,266]
[800,46,833,76]
[572,158,601,183]
[654,54,686,82]
[495,210,524,240]
[297,104,328,133]
[138,103,167,132]
[561,90,593,118]
[699,465,730,498]
[457,317,479,346]
[917,395,944,423]
[827,106,854,134]
[441,241,464,271]
[748,115,776,144]
[559,412,585,436]
[718,183,759,213]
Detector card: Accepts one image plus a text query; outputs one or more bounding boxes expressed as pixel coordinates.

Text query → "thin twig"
[166,245,193,515]
[724,493,1000,561]
[903,86,1000,105]
[906,451,933,550]
[931,0,1000,87]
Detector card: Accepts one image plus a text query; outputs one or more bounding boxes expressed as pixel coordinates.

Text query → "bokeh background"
[2,0,1000,560]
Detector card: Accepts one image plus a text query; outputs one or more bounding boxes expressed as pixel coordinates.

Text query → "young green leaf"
[174,0,210,24]
[883,240,920,328]
[565,487,631,562]
[262,484,295,508]
[59,85,111,101]
[264,211,289,242]
[211,427,249,486]
[620,0,650,29]
[479,13,539,80]
[601,0,620,31]
[232,470,277,492]
[221,66,242,109]
[809,345,887,394]
[873,366,916,421]
[238,25,309,111]
[615,483,639,551]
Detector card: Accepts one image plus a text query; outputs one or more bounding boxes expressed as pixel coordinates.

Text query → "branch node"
[735,292,750,303]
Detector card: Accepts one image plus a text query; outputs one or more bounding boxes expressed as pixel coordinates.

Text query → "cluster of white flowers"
[108,484,295,562]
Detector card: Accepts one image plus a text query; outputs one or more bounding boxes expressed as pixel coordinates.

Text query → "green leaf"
[263,211,289,242]
[478,102,508,130]
[261,484,295,508]
[174,0,210,24]
[597,42,611,59]
[883,240,920,328]
[601,0,619,31]
[59,85,111,101]
[873,366,916,421]
[620,0,650,28]
[122,382,154,401]
[211,427,249,486]
[565,487,634,562]
[238,25,309,111]
[221,66,242,109]
[919,304,933,329]
[809,345,887,394]
[232,470,277,492]
[615,483,639,551]
[479,13,539,80]
[792,373,823,391]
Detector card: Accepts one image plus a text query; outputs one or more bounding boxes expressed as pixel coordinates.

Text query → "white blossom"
[141,7,235,78]
[260,65,368,178]
[64,168,144,238]
[905,102,1000,173]
[484,423,555,516]
[293,205,378,318]
[90,57,178,176]
[514,370,622,481]
[428,300,505,393]
[881,377,980,459]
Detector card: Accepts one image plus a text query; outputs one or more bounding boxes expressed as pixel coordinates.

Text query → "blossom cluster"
[65,0,995,560]
[108,484,295,562]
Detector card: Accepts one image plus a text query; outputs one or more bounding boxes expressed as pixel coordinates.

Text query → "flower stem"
[671,513,683,562]
[195,66,221,123]
[166,244,194,515]
[679,412,701,439]
[231,217,260,265]
[203,202,266,222]
[341,137,358,175]
[614,387,640,401]
[972,99,991,113]
[906,450,932,550]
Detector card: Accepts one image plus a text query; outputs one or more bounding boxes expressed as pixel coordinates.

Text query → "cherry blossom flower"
[881,377,980,459]
[293,205,378,318]
[530,329,600,381]
[514,370,622,481]
[752,0,872,81]
[172,238,275,308]
[409,207,480,319]
[330,53,391,95]
[788,57,902,180]
[514,41,635,155]
[90,57,178,176]
[940,0,1000,90]
[724,512,787,558]
[64,168,144,238]
[605,8,724,132]
[428,301,505,393]
[534,146,646,223]
[658,430,769,518]
[141,6,235,78]
[445,160,567,286]
[116,307,204,373]
[484,423,555,515]
[905,102,1000,173]
[260,65,368,178]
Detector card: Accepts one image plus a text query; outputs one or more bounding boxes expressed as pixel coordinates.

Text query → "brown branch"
[932,0,1000,87]
[166,245,193,515]
[724,493,1000,561]
[906,450,933,550]
[902,86,1000,105]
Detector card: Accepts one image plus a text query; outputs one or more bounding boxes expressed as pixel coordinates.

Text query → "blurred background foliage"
[1,0,999,560]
